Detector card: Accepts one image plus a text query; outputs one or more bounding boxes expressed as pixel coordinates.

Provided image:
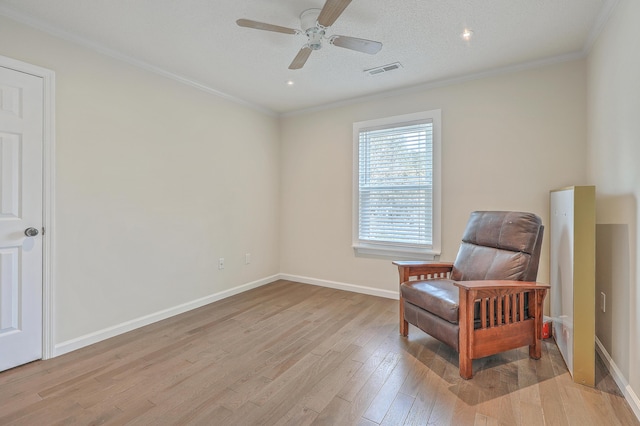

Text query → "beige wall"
[0,16,281,344]
[0,11,599,374]
[587,0,640,404]
[280,60,587,293]
[4,2,637,415]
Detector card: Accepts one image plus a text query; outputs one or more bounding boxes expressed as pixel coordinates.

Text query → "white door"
[0,66,43,371]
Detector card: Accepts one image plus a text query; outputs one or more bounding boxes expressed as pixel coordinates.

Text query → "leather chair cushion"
[403,301,459,351]
[401,279,459,324]
[450,243,531,281]
[459,211,542,253]
[451,211,542,281]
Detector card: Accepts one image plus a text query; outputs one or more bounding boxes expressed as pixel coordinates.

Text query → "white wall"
[280,60,587,294]
[0,16,281,346]
[587,0,640,413]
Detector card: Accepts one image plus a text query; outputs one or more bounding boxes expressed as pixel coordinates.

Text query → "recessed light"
[461,29,474,41]
[286,80,295,86]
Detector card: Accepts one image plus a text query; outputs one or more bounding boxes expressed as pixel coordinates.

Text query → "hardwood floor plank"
[473,412,500,425]
[179,404,234,426]
[311,394,353,426]
[0,280,637,426]
[250,351,324,407]
[230,345,362,425]
[362,351,413,423]
[380,391,414,426]
[338,339,400,403]
[0,395,82,425]
[518,400,545,426]
[273,405,319,426]
[87,357,212,412]
[578,384,623,425]
[413,344,458,425]
[331,351,403,423]
[259,337,317,381]
[302,357,363,413]
[450,380,479,425]
[537,376,569,425]
[0,390,42,415]
[404,367,444,426]
[475,367,518,425]
[557,375,595,425]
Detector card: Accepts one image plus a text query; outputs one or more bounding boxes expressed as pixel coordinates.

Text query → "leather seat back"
[450,211,543,282]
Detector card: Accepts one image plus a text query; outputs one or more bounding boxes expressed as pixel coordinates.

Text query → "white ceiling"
[0,0,614,114]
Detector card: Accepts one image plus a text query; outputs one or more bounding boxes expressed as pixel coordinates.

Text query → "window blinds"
[358,120,433,247]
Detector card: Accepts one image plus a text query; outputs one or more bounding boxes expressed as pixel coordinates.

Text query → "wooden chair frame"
[394,261,550,379]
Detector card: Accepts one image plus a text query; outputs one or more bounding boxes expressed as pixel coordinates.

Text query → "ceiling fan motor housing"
[300,8,322,31]
[300,8,324,50]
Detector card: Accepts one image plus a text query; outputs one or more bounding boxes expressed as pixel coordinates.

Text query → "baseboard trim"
[595,337,640,421]
[53,275,280,357]
[278,273,399,300]
[53,273,398,357]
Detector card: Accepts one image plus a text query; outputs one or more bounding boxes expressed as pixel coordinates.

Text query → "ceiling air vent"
[365,62,403,76]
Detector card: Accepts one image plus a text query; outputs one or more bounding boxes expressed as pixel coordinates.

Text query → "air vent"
[364,62,403,76]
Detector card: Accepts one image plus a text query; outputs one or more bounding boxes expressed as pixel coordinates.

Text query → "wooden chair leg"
[529,340,542,359]
[459,353,472,379]
[529,289,545,359]
[458,286,474,379]
[399,296,408,337]
[400,319,408,337]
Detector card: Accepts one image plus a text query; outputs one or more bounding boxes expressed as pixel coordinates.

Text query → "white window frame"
[352,110,441,259]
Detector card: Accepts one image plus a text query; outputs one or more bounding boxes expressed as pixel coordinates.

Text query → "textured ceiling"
[0,0,614,114]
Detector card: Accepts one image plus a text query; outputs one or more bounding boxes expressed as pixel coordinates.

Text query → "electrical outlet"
[218,257,225,270]
[245,253,251,265]
[600,292,606,312]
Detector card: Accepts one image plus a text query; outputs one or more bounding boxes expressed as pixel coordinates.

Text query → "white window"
[353,110,441,259]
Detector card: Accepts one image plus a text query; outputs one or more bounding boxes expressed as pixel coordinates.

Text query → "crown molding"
[283,51,585,117]
[0,6,277,117]
[582,0,620,54]
[2,1,616,119]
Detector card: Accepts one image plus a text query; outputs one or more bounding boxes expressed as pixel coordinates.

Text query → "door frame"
[0,55,55,360]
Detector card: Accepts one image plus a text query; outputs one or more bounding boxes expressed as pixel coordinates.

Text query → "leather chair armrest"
[392,261,454,283]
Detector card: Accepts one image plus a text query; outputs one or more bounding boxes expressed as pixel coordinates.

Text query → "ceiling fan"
[236,0,382,70]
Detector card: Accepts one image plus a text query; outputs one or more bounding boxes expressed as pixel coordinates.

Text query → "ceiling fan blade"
[236,19,298,35]
[317,0,352,27]
[330,35,382,54]
[289,47,313,70]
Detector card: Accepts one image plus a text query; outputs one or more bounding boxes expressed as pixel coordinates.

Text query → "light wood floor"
[0,280,637,425]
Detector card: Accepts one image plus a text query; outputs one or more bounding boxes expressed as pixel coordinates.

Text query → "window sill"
[353,243,440,261]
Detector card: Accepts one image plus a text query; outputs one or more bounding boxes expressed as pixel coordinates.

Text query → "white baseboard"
[278,273,399,300]
[53,275,280,357]
[53,273,398,357]
[595,337,640,421]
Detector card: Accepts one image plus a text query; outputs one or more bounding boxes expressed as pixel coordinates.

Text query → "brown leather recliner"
[393,211,550,379]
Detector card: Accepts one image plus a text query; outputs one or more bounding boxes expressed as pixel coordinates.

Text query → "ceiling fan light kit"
[301,9,325,51]
[236,0,383,70]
